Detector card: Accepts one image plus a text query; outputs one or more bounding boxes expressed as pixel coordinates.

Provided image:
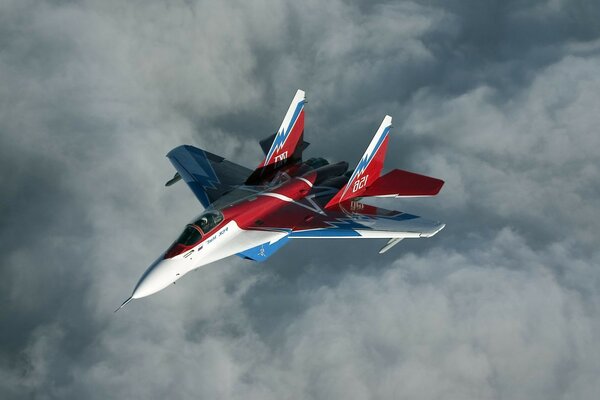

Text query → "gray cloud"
[1,0,600,399]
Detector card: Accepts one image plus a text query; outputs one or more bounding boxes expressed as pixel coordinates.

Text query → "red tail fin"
[325,116,392,208]
[259,90,306,168]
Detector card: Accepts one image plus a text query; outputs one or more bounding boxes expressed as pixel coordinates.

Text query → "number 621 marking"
[352,175,369,193]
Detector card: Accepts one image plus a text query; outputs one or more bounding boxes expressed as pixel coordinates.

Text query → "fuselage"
[131,159,348,299]
[116,92,445,313]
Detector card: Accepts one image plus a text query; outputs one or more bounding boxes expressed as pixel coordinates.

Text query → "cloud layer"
[1,0,600,399]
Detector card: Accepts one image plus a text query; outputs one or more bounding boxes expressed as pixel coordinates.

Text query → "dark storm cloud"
[1,0,600,399]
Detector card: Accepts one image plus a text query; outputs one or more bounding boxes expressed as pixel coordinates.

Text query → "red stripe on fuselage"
[223,171,316,229]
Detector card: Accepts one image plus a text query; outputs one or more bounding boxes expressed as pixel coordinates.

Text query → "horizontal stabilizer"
[361,169,444,197]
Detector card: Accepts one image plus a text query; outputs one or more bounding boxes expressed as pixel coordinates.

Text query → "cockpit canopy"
[193,210,224,234]
[175,225,202,246]
[164,210,225,259]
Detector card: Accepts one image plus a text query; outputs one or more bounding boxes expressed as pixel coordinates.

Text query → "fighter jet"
[117,90,444,310]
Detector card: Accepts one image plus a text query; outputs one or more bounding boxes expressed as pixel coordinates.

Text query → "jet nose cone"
[132,258,178,299]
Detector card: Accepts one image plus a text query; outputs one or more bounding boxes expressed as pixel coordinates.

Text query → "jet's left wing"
[240,198,444,255]
[166,145,252,208]
[287,201,445,240]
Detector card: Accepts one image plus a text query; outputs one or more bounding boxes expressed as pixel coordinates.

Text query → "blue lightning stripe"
[289,212,421,238]
[264,101,305,164]
[329,218,370,230]
[337,125,390,202]
[236,235,290,262]
[289,217,368,237]
[289,228,361,238]
[349,125,390,183]
[185,147,220,189]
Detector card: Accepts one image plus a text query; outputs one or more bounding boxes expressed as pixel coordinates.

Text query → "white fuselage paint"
[132,220,287,299]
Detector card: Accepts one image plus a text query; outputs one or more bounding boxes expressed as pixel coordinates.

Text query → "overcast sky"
[1,0,600,399]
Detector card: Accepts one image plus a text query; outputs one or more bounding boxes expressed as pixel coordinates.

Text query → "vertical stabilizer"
[259,89,306,168]
[325,116,392,208]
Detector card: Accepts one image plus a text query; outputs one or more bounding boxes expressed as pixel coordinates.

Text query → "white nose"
[132,258,179,299]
